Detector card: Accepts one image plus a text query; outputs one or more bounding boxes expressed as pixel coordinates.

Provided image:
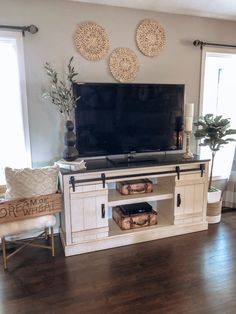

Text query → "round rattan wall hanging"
[136,19,166,57]
[74,22,109,61]
[109,47,139,82]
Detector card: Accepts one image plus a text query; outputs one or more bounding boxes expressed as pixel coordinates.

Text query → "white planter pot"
[207,189,222,203]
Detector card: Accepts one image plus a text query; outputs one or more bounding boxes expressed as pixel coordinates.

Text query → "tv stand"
[59,155,209,257]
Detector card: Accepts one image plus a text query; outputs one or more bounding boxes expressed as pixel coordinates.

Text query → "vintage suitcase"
[116,179,153,195]
[113,206,158,230]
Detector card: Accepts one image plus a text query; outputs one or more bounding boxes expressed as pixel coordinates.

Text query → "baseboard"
[222,207,236,213]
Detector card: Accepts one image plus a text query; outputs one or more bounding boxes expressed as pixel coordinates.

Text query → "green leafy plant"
[194,114,236,191]
[43,57,80,121]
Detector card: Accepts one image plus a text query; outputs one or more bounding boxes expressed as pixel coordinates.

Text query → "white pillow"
[4,165,59,200]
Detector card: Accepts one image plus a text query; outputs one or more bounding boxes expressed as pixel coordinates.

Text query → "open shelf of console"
[108,184,173,207]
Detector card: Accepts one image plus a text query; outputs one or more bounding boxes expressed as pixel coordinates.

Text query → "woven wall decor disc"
[74,22,109,61]
[109,47,139,82]
[136,19,166,57]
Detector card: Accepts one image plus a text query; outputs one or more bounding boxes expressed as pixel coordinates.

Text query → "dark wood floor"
[1,211,236,314]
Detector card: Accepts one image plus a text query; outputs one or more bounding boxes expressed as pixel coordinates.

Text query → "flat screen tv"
[74,83,184,158]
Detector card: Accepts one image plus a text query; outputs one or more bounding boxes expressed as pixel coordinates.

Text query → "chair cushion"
[5,165,59,200]
[0,215,56,237]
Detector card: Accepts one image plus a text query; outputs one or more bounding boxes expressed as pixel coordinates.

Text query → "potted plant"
[194,114,236,223]
[43,57,80,161]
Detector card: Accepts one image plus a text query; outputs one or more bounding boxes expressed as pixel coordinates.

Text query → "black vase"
[63,120,79,161]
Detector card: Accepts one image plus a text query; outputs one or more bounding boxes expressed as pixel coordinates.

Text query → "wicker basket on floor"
[207,200,222,224]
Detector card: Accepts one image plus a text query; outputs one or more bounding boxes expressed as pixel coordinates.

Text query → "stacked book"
[56,159,86,171]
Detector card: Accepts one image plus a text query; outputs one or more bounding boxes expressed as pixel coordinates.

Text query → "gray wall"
[1,0,236,166]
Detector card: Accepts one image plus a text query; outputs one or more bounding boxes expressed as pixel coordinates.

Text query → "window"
[199,47,236,179]
[0,31,31,184]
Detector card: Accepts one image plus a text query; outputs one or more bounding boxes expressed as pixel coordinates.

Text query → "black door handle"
[101,204,105,218]
[177,193,181,207]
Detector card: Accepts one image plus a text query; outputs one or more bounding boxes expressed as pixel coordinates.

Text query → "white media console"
[59,155,209,257]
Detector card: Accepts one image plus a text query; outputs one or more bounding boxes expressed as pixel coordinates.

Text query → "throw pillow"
[4,165,59,200]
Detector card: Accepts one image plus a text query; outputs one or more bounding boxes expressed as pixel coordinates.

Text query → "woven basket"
[207,200,222,224]
[207,201,222,216]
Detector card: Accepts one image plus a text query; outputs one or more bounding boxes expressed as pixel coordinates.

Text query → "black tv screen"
[74,83,184,157]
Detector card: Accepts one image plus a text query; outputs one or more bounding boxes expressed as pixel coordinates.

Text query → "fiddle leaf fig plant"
[43,57,80,121]
[194,114,236,191]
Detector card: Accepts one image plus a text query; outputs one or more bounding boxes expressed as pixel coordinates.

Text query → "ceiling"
[73,0,236,21]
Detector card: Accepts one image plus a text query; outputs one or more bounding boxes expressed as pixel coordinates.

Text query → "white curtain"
[0,31,31,184]
[223,147,236,208]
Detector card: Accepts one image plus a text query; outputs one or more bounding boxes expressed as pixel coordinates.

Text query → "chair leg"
[2,237,7,270]
[1,228,56,269]
[50,227,55,257]
[45,227,48,240]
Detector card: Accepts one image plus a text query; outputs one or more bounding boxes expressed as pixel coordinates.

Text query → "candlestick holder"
[183,131,194,159]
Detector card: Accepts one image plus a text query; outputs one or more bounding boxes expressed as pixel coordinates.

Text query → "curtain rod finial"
[22,24,38,36]
[26,25,38,34]
[193,40,202,47]
[193,40,205,49]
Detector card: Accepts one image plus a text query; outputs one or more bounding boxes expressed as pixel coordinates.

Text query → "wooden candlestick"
[183,131,194,159]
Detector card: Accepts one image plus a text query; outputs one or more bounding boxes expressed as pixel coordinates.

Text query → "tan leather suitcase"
[112,207,158,230]
[116,179,153,195]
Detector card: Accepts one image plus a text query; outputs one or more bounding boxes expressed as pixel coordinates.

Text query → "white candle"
[185,116,193,132]
[185,103,194,117]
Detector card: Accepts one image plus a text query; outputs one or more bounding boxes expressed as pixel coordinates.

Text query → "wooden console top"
[60,154,210,175]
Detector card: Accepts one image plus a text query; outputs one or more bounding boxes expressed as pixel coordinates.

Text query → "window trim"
[0,30,32,166]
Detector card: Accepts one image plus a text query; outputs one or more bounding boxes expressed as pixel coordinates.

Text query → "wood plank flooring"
[1,211,236,314]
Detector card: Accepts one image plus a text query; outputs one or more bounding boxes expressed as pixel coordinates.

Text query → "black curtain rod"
[193,39,236,49]
[0,24,38,36]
